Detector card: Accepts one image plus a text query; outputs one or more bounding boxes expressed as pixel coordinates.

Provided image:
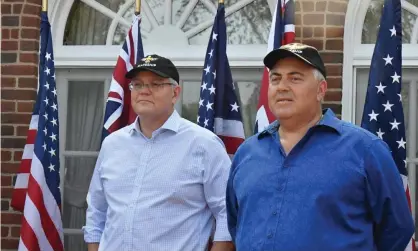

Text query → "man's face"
[267,57,327,121]
[130,71,181,118]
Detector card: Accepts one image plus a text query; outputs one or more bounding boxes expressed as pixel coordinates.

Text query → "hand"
[210,241,235,251]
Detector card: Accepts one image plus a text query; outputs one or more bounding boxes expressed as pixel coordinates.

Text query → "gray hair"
[313,68,325,82]
[168,78,179,86]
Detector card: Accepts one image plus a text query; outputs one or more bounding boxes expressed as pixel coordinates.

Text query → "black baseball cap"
[125,54,180,83]
[263,43,327,78]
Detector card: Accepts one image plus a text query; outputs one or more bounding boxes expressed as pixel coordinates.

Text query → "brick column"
[1,1,41,250]
[295,0,348,117]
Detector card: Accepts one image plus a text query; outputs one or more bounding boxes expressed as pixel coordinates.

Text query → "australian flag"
[197,2,245,154]
[360,0,415,250]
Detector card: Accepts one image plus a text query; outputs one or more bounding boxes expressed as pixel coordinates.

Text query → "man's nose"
[276,80,291,92]
[138,86,152,95]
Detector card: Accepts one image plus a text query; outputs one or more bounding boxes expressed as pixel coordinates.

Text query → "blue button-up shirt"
[84,110,232,251]
[226,109,414,251]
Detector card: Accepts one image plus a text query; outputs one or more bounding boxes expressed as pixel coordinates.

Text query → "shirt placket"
[123,137,154,251]
[264,135,292,250]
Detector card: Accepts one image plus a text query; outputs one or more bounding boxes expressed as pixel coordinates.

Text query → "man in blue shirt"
[226,43,414,251]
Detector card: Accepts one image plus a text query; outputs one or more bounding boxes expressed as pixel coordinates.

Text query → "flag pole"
[135,0,141,14]
[42,0,47,11]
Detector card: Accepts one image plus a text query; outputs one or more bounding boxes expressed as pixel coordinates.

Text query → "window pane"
[63,156,97,251]
[64,1,113,45]
[66,81,104,151]
[181,81,259,137]
[234,81,260,137]
[112,0,272,45]
[362,0,418,44]
[65,233,87,251]
[189,0,271,45]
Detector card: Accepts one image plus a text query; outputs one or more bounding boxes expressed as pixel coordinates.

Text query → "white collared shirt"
[83,110,232,251]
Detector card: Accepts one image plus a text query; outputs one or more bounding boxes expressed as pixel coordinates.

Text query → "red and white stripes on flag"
[102,14,144,141]
[11,116,37,212]
[254,0,295,133]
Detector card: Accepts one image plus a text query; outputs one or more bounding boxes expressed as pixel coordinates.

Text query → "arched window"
[46,1,276,250]
[343,0,418,235]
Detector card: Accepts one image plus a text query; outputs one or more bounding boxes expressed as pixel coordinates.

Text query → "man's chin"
[274,110,295,121]
[133,107,155,116]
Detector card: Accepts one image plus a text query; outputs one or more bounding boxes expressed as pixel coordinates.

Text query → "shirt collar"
[258,108,342,139]
[129,109,181,135]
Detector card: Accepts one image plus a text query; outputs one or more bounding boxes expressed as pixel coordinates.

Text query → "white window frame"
[56,68,111,237]
[342,0,418,123]
[47,0,277,68]
[343,0,418,228]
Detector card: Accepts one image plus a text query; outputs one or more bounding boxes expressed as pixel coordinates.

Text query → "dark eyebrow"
[269,71,280,78]
[269,71,304,78]
[288,71,305,76]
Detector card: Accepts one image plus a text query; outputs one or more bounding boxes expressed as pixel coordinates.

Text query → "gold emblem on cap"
[141,55,157,63]
[282,43,315,50]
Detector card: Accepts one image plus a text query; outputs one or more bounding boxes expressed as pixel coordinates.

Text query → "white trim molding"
[342,0,418,123]
[48,0,275,68]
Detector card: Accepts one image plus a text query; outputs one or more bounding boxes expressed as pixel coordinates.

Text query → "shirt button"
[267,232,273,238]
[272,211,277,215]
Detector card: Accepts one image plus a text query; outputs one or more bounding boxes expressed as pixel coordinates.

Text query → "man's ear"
[317,80,328,102]
[172,85,181,104]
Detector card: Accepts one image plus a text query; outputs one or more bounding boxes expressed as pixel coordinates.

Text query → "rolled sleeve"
[365,139,415,251]
[203,136,232,241]
[83,149,108,243]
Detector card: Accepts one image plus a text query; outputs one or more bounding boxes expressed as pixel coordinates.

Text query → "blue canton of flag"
[197,2,245,154]
[361,0,406,175]
[36,12,62,207]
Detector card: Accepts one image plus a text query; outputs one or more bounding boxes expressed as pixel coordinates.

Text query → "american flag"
[360,0,415,250]
[102,14,144,140]
[196,2,245,154]
[254,0,295,133]
[11,11,64,251]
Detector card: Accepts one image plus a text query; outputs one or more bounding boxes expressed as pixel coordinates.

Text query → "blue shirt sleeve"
[365,139,415,251]
[226,149,240,243]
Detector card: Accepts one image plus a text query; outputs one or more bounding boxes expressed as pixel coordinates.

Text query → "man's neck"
[138,109,174,138]
[278,110,323,138]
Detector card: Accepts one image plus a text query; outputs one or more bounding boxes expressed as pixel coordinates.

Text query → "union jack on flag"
[254,0,295,133]
[360,0,415,250]
[11,11,64,251]
[102,14,144,140]
[197,2,245,154]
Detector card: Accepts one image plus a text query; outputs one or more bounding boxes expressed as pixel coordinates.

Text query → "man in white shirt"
[83,54,234,251]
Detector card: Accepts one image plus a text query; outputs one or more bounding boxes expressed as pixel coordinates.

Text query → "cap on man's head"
[263,43,327,78]
[125,54,180,83]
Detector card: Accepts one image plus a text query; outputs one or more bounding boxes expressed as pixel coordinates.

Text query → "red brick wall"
[295,0,347,116]
[1,1,41,250]
[0,0,348,250]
